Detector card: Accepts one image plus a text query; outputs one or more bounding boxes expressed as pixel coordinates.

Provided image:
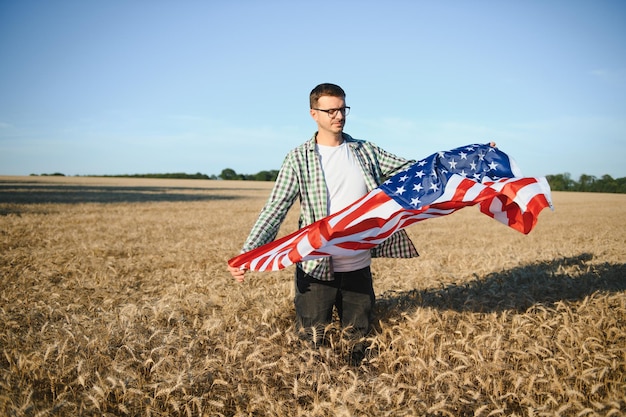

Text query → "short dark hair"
[309,83,346,108]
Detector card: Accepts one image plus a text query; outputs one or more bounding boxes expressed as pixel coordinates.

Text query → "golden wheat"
[0,176,624,416]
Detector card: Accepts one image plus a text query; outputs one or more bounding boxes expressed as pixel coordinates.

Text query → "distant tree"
[219,168,241,180]
[251,170,279,181]
[577,174,596,192]
[546,172,625,193]
[546,173,575,191]
[616,177,626,193]
[596,174,617,193]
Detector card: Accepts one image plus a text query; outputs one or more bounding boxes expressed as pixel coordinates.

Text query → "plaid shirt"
[242,133,419,280]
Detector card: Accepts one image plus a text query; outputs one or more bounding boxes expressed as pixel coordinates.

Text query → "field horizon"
[1,176,624,416]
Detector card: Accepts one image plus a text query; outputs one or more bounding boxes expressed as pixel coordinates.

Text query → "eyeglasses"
[313,106,350,118]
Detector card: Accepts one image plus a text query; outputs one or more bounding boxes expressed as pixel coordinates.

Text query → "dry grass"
[1,176,624,416]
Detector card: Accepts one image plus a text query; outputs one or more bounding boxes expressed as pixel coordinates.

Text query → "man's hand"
[228,264,246,283]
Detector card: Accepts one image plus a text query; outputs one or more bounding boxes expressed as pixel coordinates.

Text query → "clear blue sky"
[1,0,625,179]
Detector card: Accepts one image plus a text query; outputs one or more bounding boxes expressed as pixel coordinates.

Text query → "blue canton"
[379,143,515,210]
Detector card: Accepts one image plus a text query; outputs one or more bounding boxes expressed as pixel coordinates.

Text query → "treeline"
[99,172,217,180]
[31,169,279,181]
[217,168,279,181]
[546,173,626,193]
[29,171,626,192]
[101,169,281,181]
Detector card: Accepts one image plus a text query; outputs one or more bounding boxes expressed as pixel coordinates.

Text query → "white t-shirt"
[316,142,372,272]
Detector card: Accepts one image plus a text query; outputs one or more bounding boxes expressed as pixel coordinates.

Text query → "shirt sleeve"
[373,143,415,180]
[241,155,300,253]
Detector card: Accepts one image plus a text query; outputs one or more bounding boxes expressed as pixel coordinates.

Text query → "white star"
[395,185,406,195]
[383,179,393,185]
[429,183,439,192]
[438,151,446,158]
[459,151,468,160]
[470,161,477,171]
[414,170,425,178]
[417,160,427,166]
[410,197,421,207]
[448,159,457,169]
[459,170,468,177]
[413,183,423,192]
[488,161,498,170]
[478,152,485,160]
[399,174,409,182]
[473,173,481,181]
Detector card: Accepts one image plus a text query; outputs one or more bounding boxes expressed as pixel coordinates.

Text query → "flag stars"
[380,144,515,212]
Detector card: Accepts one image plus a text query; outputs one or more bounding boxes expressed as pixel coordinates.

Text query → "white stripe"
[435,175,464,202]
[346,198,404,229]
[514,178,554,211]
[488,196,509,225]
[462,181,486,202]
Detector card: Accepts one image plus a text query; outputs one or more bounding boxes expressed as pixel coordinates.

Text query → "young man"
[228,83,418,360]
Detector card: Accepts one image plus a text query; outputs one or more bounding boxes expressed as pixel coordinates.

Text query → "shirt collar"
[307,132,358,150]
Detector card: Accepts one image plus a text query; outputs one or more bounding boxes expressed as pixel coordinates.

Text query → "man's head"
[309,83,345,109]
[309,83,349,139]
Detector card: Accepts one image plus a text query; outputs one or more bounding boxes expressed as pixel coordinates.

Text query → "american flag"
[228,143,553,272]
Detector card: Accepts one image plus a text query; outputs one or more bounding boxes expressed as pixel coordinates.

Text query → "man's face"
[310,95,346,135]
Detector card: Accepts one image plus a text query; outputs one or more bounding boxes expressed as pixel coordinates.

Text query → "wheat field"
[0,176,624,416]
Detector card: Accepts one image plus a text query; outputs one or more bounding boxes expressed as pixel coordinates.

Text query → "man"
[228,83,418,362]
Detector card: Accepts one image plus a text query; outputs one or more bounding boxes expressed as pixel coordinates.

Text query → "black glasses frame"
[312,107,350,118]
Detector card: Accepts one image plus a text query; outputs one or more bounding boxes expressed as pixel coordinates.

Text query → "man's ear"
[310,108,318,121]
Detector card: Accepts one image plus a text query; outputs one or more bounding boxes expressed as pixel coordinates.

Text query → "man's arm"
[228,157,300,282]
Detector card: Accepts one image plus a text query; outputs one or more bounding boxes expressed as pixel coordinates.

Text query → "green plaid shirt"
[242,133,419,280]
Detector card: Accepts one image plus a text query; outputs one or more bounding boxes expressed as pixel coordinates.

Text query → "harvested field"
[1,175,625,416]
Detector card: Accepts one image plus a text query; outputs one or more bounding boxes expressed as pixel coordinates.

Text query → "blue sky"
[1,1,625,179]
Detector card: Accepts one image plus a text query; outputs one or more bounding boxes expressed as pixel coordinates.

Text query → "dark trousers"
[294,266,375,342]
